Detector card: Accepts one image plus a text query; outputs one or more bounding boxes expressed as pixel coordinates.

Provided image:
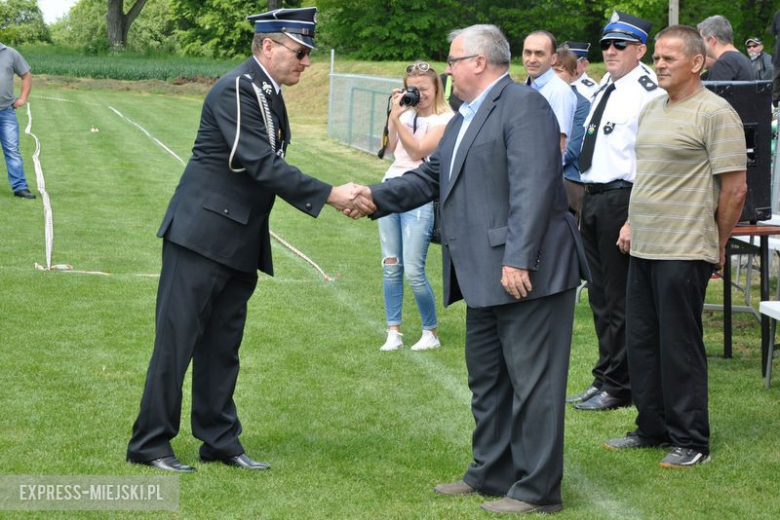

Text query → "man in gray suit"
[351,24,587,515]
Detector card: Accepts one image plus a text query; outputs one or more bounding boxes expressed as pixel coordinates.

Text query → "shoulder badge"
[581,78,595,87]
[638,75,658,92]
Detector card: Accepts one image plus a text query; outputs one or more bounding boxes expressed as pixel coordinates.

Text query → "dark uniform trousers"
[579,186,631,399]
[462,289,575,506]
[127,240,258,462]
[626,257,712,454]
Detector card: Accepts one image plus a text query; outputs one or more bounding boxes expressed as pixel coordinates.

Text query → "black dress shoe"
[566,385,600,403]
[128,455,196,473]
[201,452,270,470]
[13,189,35,199]
[574,390,631,411]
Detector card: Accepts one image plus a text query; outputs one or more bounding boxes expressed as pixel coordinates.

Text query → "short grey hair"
[448,24,511,69]
[252,32,286,54]
[697,15,733,44]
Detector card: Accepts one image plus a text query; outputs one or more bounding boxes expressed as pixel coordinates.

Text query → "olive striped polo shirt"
[629,87,746,263]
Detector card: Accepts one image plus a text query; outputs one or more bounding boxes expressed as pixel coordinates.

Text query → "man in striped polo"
[605,25,747,468]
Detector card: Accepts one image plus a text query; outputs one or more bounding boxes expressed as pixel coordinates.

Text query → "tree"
[52,0,174,55]
[170,0,301,58]
[317,0,465,61]
[0,0,51,45]
[314,0,776,63]
[106,0,149,50]
[124,0,176,53]
[50,0,106,53]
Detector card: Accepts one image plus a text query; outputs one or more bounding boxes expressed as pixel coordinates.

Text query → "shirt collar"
[253,56,281,94]
[608,63,645,89]
[459,73,509,121]
[527,67,555,91]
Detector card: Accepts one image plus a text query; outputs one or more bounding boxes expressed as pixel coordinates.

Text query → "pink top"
[383,110,454,181]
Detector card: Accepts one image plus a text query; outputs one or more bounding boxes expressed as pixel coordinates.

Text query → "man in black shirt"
[698,15,755,81]
[746,37,774,81]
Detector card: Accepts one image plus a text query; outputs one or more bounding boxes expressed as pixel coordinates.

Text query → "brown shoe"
[433,480,476,495]
[481,497,562,514]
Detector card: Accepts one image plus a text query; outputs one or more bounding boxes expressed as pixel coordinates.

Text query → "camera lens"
[400,86,420,107]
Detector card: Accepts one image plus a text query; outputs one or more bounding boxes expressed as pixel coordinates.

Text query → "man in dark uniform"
[126,7,361,473]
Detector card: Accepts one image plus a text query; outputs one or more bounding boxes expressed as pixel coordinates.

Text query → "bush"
[0,0,51,45]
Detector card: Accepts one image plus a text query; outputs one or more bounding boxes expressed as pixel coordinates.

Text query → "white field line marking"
[23,98,153,276]
[33,95,101,107]
[108,105,335,281]
[108,106,185,164]
[25,103,57,270]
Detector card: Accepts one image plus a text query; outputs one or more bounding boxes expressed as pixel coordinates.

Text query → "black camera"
[400,86,420,107]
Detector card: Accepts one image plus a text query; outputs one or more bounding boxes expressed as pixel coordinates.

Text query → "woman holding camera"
[377,61,453,352]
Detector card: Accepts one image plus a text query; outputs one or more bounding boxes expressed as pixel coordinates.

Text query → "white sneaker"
[410,330,441,351]
[379,330,403,351]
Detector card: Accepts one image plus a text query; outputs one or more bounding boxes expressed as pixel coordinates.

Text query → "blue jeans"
[0,106,27,192]
[378,202,437,329]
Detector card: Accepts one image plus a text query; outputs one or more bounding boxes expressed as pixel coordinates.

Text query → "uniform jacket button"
[223,209,229,214]
[305,203,312,210]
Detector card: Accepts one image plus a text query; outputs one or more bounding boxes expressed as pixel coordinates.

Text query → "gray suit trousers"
[463,288,575,505]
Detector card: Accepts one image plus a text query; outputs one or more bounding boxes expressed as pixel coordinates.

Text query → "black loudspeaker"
[703,80,773,222]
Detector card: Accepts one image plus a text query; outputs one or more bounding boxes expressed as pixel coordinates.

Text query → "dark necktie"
[578,83,616,174]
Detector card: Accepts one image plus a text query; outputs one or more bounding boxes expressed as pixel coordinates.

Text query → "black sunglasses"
[270,40,311,61]
[747,43,759,49]
[600,40,631,51]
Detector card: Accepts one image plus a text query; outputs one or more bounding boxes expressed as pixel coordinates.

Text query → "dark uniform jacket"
[158,57,332,275]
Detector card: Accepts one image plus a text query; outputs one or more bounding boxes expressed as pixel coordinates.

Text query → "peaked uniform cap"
[247,7,317,49]
[601,11,651,44]
[564,41,591,59]
[745,37,762,45]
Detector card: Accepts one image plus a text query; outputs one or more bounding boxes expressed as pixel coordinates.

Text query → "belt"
[584,180,633,194]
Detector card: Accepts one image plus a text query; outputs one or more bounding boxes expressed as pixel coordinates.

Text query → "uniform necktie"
[578,83,616,174]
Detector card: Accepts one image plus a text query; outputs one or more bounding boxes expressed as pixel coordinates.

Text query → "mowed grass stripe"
[5,85,480,518]
[1,83,778,519]
[18,95,187,273]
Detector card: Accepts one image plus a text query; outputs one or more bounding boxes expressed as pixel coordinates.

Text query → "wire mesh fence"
[327,71,401,155]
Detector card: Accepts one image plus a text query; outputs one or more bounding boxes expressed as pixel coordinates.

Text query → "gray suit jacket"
[371,75,588,308]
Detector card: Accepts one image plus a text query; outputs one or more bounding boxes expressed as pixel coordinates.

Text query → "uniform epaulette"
[638,75,658,92]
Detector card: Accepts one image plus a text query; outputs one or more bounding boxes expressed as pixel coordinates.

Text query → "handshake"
[327,183,377,219]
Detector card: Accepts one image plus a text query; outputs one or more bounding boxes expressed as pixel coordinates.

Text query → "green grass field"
[0,63,778,519]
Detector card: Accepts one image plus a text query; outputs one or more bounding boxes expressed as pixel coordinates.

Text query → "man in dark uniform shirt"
[698,15,755,81]
[126,7,363,473]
